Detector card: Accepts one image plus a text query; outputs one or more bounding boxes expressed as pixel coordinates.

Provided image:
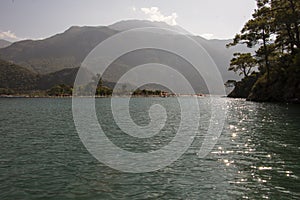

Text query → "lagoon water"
[0,97,299,199]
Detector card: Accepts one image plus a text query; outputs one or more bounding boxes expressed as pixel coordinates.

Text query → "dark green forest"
[0,59,112,96]
[0,59,163,97]
[227,0,300,102]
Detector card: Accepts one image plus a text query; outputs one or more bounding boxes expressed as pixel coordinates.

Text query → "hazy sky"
[0,0,256,42]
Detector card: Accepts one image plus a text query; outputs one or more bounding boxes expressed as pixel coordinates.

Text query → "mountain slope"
[0,26,117,74]
[0,59,114,92]
[0,39,11,48]
[109,19,189,34]
[0,20,252,91]
[0,59,39,90]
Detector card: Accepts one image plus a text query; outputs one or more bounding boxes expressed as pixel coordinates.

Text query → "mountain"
[0,59,39,91]
[194,37,253,82]
[0,26,117,74]
[109,19,190,34]
[38,67,85,90]
[0,20,252,93]
[0,59,114,93]
[108,20,252,82]
[0,39,11,48]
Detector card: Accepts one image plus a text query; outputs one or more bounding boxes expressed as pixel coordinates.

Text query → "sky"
[0,0,257,42]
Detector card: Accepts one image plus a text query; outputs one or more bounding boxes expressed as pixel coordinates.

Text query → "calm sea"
[0,97,299,199]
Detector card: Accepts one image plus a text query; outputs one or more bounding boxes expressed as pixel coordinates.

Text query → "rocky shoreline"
[228,72,300,104]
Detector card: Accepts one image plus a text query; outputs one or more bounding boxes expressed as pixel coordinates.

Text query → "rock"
[227,73,258,98]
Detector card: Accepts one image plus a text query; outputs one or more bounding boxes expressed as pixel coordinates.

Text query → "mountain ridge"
[0,20,253,93]
[0,39,12,48]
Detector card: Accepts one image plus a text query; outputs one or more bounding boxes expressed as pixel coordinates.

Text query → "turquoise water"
[0,97,299,199]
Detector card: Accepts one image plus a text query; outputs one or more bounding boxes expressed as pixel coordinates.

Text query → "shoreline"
[0,94,207,98]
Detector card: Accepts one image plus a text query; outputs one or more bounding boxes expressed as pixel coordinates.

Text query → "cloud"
[0,30,23,41]
[0,31,18,40]
[141,7,178,26]
[200,33,214,40]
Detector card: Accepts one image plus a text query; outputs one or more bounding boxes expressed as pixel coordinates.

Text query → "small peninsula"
[226,0,300,103]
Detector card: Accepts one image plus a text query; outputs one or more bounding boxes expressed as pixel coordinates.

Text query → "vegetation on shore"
[0,84,167,98]
[0,59,169,97]
[227,0,300,103]
[0,59,102,97]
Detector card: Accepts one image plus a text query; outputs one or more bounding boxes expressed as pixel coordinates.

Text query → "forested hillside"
[227,0,300,103]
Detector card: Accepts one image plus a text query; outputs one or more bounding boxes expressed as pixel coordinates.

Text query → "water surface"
[0,97,299,199]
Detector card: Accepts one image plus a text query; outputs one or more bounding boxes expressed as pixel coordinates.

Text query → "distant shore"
[0,94,206,98]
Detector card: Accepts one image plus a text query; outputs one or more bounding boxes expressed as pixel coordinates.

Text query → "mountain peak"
[109,19,190,34]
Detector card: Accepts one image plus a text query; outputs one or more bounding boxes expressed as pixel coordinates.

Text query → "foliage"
[133,89,162,96]
[0,88,15,95]
[228,72,259,98]
[227,0,300,102]
[47,84,72,96]
[229,53,257,77]
[0,61,116,97]
[96,86,112,96]
[0,59,39,90]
